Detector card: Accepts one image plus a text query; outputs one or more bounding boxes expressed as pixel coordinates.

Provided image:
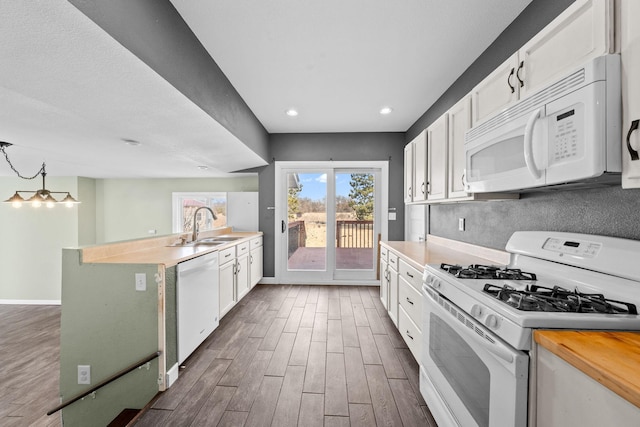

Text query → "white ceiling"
[0,0,532,179]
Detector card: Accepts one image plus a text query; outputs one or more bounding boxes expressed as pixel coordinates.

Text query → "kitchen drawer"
[399,277,422,330]
[399,305,422,362]
[399,259,421,292]
[388,251,399,271]
[236,241,250,257]
[250,236,263,249]
[219,246,236,264]
[380,246,389,263]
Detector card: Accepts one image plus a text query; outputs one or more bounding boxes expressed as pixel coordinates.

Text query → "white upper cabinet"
[472,53,520,125]
[427,114,448,201]
[447,96,472,199]
[472,0,614,125]
[620,0,640,188]
[412,130,428,202]
[519,0,614,99]
[404,142,414,203]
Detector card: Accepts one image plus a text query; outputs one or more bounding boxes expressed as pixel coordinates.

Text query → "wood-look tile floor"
[136,284,438,427]
[0,304,62,427]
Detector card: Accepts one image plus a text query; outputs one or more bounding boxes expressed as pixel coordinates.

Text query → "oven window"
[430,314,490,427]
[469,136,525,178]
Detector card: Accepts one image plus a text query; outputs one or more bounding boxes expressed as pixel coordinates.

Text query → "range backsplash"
[429,186,640,250]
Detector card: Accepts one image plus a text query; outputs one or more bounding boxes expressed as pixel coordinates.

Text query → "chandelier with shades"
[1,141,80,209]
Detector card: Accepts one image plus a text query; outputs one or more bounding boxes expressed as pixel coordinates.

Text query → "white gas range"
[419,231,640,427]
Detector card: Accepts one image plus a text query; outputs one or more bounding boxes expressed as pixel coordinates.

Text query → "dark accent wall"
[259,133,406,277]
[406,0,640,250]
[68,0,269,163]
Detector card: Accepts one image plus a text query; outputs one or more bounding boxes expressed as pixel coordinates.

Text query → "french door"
[275,161,388,284]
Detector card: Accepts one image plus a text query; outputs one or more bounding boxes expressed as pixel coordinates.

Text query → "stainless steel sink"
[209,236,242,242]
[166,239,224,247]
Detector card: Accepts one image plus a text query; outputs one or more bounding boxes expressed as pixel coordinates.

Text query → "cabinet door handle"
[420,182,425,195]
[516,61,524,88]
[406,297,414,305]
[281,220,286,233]
[406,331,414,340]
[408,186,412,198]
[236,262,241,273]
[626,119,639,161]
[507,67,515,93]
[250,255,254,264]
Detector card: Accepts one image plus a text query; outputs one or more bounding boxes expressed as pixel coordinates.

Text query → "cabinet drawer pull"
[406,297,414,305]
[406,272,414,279]
[406,331,414,340]
[626,119,639,161]
[225,253,231,258]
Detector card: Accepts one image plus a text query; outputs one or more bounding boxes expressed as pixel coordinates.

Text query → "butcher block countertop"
[78,228,262,267]
[381,234,510,270]
[535,330,640,408]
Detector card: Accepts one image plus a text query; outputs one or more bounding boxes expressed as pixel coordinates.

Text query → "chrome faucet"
[191,206,218,242]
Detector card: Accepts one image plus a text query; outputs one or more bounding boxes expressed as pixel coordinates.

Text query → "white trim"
[258,277,277,284]
[165,363,180,388]
[274,161,389,285]
[0,299,61,305]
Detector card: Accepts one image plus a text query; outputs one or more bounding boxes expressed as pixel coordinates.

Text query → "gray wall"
[259,133,406,277]
[406,0,640,250]
[69,0,269,163]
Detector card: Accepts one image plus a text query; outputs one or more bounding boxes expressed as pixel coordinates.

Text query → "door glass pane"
[335,172,375,270]
[287,172,326,271]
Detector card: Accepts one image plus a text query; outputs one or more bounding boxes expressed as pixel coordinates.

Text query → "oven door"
[421,285,529,427]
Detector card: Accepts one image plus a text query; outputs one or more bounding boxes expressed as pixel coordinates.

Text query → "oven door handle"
[425,287,516,364]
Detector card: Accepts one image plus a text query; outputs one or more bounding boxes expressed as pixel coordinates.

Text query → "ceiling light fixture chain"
[0,142,45,180]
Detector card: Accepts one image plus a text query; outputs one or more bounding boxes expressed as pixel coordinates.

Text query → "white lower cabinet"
[218,236,263,318]
[250,245,263,288]
[380,243,423,360]
[219,246,237,317]
[535,345,640,426]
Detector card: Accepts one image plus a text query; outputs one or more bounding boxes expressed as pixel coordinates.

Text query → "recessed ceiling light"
[197,165,209,170]
[380,106,393,115]
[122,138,141,146]
[285,109,299,117]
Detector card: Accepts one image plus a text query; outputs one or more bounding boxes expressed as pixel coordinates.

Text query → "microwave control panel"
[549,104,584,165]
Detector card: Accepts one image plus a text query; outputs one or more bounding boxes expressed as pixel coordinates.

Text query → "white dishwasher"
[177,251,219,364]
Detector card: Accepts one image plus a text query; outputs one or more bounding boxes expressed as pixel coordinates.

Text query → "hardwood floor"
[136,284,438,427]
[0,304,62,427]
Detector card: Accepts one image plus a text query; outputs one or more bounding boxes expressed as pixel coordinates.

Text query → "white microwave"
[464,55,621,193]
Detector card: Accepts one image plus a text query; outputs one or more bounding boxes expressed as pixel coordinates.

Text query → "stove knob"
[432,278,441,289]
[485,314,499,330]
[470,304,483,318]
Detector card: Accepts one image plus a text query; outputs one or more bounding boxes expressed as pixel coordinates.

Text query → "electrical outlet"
[135,273,146,291]
[458,217,465,231]
[78,365,91,385]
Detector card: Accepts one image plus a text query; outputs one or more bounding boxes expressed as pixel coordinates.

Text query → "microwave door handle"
[524,108,543,179]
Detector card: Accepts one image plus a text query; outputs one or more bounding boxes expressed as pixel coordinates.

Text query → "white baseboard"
[258,277,277,284]
[0,299,61,305]
[257,278,379,286]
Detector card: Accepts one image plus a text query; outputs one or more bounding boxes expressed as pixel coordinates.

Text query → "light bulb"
[46,200,56,208]
[32,200,42,208]
[65,201,74,208]
[12,201,22,208]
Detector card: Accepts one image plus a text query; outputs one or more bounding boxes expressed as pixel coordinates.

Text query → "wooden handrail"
[47,351,161,416]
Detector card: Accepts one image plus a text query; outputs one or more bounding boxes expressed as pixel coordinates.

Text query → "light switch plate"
[135,273,146,291]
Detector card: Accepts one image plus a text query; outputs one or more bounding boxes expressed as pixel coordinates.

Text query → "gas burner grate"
[440,263,537,280]
[483,284,638,314]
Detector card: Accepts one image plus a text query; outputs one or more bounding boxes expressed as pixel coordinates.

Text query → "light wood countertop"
[78,231,262,267]
[535,330,640,409]
[381,234,509,271]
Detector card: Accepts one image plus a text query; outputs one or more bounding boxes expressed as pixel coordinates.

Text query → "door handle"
[507,67,515,93]
[281,220,286,233]
[626,119,639,161]
[524,108,543,179]
[516,60,524,88]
